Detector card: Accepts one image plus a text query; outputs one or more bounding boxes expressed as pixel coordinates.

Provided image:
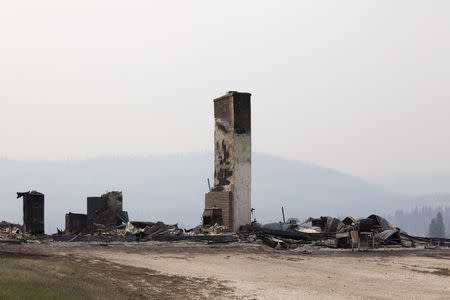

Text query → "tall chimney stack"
[203,91,251,232]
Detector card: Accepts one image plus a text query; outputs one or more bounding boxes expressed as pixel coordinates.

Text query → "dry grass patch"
[0,251,235,300]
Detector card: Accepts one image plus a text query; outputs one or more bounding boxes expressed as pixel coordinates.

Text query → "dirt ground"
[1,241,449,299]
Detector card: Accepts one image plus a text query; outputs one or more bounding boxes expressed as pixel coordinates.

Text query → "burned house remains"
[203,91,252,232]
[17,191,44,235]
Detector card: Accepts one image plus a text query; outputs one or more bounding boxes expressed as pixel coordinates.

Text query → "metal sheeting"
[367,215,395,231]
[310,216,344,233]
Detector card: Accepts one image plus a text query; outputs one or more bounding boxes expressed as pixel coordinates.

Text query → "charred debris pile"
[0,220,50,244]
[4,199,450,250]
[2,188,450,249]
[0,221,28,244]
[52,208,450,249]
[239,215,450,250]
[55,221,237,243]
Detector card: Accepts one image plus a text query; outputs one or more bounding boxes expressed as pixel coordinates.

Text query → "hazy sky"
[1,1,450,192]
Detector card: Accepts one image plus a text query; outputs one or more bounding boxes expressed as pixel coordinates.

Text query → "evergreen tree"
[429,212,446,238]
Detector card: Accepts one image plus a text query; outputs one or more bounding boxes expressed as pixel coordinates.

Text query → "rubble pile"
[0,221,31,244]
[239,214,450,250]
[188,224,228,235]
[3,209,449,249]
[0,221,24,240]
[53,220,237,243]
[124,221,184,241]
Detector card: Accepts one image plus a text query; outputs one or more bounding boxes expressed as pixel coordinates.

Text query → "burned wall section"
[213,94,235,192]
[17,191,44,235]
[204,91,251,232]
[87,196,104,229]
[65,213,87,234]
[87,191,123,230]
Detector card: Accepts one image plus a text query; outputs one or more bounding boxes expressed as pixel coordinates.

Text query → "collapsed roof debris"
[2,211,449,249]
[50,209,450,248]
[125,221,183,240]
[305,216,344,233]
[3,190,450,249]
[0,221,48,244]
[53,221,237,243]
[239,214,450,250]
[0,221,24,243]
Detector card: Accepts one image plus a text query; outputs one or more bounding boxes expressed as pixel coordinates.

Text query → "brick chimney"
[203,91,251,232]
